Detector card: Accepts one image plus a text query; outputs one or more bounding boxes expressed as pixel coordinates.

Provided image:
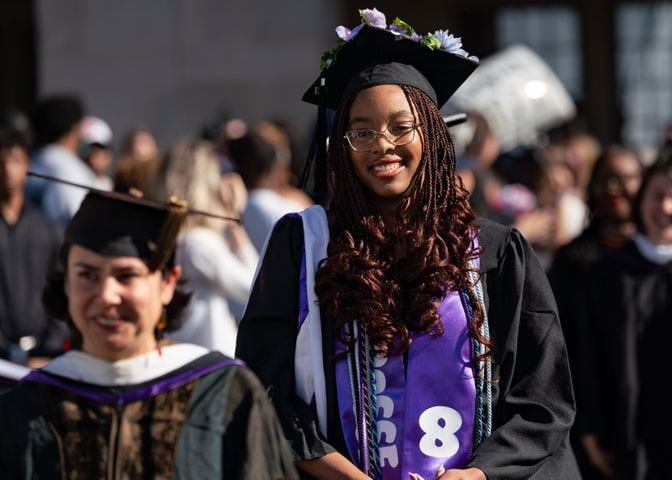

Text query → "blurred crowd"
[0,95,315,366]
[1,92,671,479]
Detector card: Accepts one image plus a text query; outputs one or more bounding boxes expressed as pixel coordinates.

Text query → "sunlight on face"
[346,84,423,212]
[641,172,672,245]
[64,245,180,361]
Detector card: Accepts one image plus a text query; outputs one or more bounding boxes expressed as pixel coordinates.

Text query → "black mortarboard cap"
[302,25,478,110]
[65,191,188,271]
[300,15,478,204]
[28,171,239,271]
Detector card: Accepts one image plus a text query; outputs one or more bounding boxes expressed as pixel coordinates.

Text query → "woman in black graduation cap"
[236,8,579,480]
[0,187,297,479]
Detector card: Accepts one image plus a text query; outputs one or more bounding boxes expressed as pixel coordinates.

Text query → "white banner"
[449,44,576,152]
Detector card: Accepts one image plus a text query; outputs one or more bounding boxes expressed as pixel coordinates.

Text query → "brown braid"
[314,85,493,362]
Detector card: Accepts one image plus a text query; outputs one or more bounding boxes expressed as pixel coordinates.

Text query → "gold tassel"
[149,196,188,271]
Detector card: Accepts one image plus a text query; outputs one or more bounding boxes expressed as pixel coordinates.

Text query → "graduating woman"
[0,187,297,479]
[236,8,579,480]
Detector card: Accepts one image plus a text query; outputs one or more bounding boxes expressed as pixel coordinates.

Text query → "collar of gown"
[41,343,210,386]
[633,233,672,265]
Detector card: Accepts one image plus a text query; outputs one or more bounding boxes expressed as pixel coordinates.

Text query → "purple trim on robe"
[25,358,243,405]
[298,250,309,328]
[277,212,309,329]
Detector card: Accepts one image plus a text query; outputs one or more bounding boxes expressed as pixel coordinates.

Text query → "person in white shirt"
[157,138,258,356]
[28,95,97,224]
[228,128,312,252]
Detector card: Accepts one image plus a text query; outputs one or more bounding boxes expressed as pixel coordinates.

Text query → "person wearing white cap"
[28,95,97,224]
[80,115,114,190]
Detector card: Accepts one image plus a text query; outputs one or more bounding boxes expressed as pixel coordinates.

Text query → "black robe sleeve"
[466,220,579,479]
[236,216,336,461]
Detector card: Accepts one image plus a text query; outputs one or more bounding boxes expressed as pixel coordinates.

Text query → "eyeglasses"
[344,123,421,152]
[597,174,641,192]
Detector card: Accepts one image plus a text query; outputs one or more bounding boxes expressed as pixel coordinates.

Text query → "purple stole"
[335,280,477,479]
[293,207,480,479]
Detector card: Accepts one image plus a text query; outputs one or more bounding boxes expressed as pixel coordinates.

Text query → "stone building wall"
[35,0,339,149]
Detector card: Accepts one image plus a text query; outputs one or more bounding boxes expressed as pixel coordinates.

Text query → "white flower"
[335,25,352,41]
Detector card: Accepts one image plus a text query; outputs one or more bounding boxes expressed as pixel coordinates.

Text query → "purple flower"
[335,23,364,42]
[388,17,420,41]
[359,8,386,29]
[433,29,463,53]
[321,9,479,72]
[388,23,405,36]
[335,25,352,41]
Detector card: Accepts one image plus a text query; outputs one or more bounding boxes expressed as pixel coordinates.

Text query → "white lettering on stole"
[374,355,399,468]
[418,406,462,458]
[379,445,399,469]
[378,420,396,443]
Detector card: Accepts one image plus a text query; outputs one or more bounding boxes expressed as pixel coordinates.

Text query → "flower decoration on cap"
[322,8,478,69]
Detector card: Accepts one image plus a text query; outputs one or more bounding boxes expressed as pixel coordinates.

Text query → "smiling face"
[640,171,672,245]
[346,84,423,211]
[64,245,181,361]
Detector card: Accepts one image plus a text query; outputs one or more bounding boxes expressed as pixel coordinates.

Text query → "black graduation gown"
[548,226,622,480]
[0,351,298,480]
[586,241,672,480]
[236,215,580,479]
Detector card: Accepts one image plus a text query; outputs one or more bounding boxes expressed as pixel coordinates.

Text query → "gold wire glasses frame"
[344,123,422,152]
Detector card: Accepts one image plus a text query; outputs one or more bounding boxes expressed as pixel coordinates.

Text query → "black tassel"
[300,77,329,205]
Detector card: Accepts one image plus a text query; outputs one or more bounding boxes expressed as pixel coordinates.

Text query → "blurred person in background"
[113,127,161,195]
[228,130,311,252]
[582,142,672,480]
[548,145,643,479]
[456,114,562,265]
[0,109,67,368]
[261,117,309,192]
[563,130,602,197]
[255,120,313,209]
[487,147,559,267]
[455,111,501,206]
[0,188,297,479]
[79,115,113,190]
[27,95,96,224]
[120,127,159,164]
[199,105,241,174]
[157,138,258,357]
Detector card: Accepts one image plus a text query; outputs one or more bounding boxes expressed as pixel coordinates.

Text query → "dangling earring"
[64,312,83,351]
[156,307,167,356]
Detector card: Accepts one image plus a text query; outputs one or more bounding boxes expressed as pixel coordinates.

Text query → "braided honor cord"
[347,322,381,477]
[464,259,493,448]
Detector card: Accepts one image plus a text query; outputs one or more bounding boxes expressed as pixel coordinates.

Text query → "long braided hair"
[315,84,493,361]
